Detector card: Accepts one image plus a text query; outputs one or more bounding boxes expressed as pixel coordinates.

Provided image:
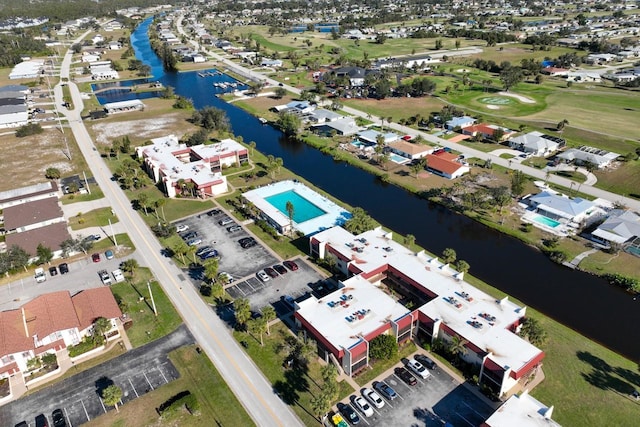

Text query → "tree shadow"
[95,376,114,398]
[413,407,445,426]
[577,350,637,395]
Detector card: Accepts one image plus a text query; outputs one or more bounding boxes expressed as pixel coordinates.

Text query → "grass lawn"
[554,169,587,183]
[233,322,354,426]
[92,233,135,253]
[110,268,183,348]
[69,207,119,230]
[354,341,417,387]
[85,345,253,427]
[61,185,105,204]
[578,250,640,281]
[343,95,445,124]
[594,161,640,200]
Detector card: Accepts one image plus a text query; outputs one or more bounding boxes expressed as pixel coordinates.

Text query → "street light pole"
[147,281,158,316]
[108,218,118,247]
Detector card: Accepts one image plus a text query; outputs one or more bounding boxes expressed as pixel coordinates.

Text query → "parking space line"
[456,412,475,426]
[159,367,169,384]
[80,399,90,421]
[460,400,485,418]
[143,372,155,390]
[64,407,74,427]
[384,399,393,408]
[128,378,139,397]
[99,395,107,413]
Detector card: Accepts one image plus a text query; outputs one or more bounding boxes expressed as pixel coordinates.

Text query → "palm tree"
[233,298,251,327]
[92,317,111,344]
[454,260,470,274]
[173,241,189,265]
[404,234,416,248]
[449,335,468,362]
[261,306,276,335]
[286,200,295,231]
[154,198,166,221]
[121,258,139,279]
[441,248,457,264]
[247,317,267,346]
[101,384,123,412]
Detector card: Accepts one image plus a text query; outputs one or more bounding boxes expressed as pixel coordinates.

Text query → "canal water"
[101,17,640,360]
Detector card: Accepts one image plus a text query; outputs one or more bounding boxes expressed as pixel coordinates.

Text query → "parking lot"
[173,209,278,278]
[173,211,327,311]
[338,356,493,427]
[0,327,193,427]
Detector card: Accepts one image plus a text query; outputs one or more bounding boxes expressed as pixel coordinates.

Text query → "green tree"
[190,106,230,132]
[510,170,527,197]
[36,243,53,265]
[137,193,150,216]
[92,317,111,344]
[234,298,251,327]
[454,260,470,273]
[247,317,267,346]
[519,317,547,347]
[285,200,295,230]
[499,66,524,91]
[203,258,219,283]
[369,334,398,360]
[435,39,443,50]
[261,306,276,335]
[277,112,301,136]
[101,384,123,412]
[448,335,468,360]
[186,128,209,146]
[274,87,287,99]
[375,33,386,44]
[121,258,139,278]
[344,207,379,234]
[404,234,416,248]
[441,248,457,264]
[172,241,189,265]
[45,167,61,180]
[310,392,331,420]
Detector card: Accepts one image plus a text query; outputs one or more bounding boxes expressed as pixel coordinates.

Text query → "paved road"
[55,35,302,427]
[175,15,640,212]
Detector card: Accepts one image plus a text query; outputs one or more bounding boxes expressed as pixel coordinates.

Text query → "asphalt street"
[55,35,302,426]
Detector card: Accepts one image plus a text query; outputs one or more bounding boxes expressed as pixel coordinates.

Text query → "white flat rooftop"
[296,275,410,351]
[312,226,542,372]
[484,390,560,427]
[190,138,246,161]
[243,180,351,235]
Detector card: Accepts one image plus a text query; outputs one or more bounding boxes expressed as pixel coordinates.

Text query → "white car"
[353,396,374,417]
[176,224,189,233]
[257,271,270,282]
[406,359,430,379]
[34,267,46,283]
[362,387,385,409]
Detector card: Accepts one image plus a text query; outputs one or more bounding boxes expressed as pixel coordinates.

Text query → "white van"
[34,267,46,283]
[112,269,125,283]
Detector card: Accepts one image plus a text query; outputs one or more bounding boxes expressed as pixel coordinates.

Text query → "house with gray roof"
[557,146,620,169]
[592,210,640,246]
[312,117,360,136]
[527,191,603,226]
[508,131,563,157]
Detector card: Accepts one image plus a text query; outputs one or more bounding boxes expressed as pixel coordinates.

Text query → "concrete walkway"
[565,248,599,269]
[60,197,111,218]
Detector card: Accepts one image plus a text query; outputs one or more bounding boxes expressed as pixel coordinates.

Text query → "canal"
[103,17,640,361]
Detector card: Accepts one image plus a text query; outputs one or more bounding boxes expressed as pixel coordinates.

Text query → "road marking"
[143,372,155,390]
[98,395,106,413]
[64,407,74,427]
[158,367,169,384]
[80,399,90,421]
[128,378,139,397]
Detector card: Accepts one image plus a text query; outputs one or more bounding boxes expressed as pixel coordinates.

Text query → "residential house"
[305,109,344,124]
[9,60,44,80]
[91,34,104,45]
[591,210,640,247]
[0,181,58,210]
[387,140,433,160]
[3,197,64,233]
[103,100,145,114]
[261,59,283,68]
[332,66,367,87]
[273,101,315,115]
[5,222,70,259]
[508,132,563,157]
[108,41,122,50]
[445,115,476,131]
[556,146,620,169]
[526,191,603,227]
[0,288,122,379]
[302,226,544,398]
[566,72,601,83]
[312,117,360,136]
[425,151,470,179]
[463,124,514,142]
[357,129,400,145]
[540,67,570,77]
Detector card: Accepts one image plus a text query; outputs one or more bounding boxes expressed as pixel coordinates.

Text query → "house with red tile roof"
[0,289,122,378]
[462,123,515,142]
[426,151,470,179]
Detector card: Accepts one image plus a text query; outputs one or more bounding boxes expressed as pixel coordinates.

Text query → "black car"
[207,208,222,216]
[337,402,360,425]
[35,414,49,427]
[59,263,69,274]
[49,266,58,276]
[196,246,214,256]
[414,354,437,369]
[273,264,287,275]
[181,231,198,240]
[242,239,257,248]
[395,367,417,386]
[52,409,67,427]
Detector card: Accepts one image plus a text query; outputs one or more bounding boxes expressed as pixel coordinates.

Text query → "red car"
[264,267,279,278]
[283,260,298,271]
[91,253,101,263]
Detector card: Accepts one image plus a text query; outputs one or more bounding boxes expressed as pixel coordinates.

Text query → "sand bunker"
[498,91,535,104]
[486,105,500,110]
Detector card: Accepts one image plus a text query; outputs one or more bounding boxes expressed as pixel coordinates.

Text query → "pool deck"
[243,180,352,235]
[521,211,571,237]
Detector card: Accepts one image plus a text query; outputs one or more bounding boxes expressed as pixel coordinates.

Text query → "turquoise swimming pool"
[389,153,409,163]
[532,214,561,228]
[265,190,327,223]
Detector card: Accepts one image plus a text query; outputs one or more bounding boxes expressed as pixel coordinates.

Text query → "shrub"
[604,273,640,293]
[16,123,43,137]
[369,334,398,360]
[158,391,200,416]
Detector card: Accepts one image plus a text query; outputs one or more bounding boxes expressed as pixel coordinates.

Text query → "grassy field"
[68,207,119,230]
[233,322,353,426]
[594,160,640,199]
[110,268,183,348]
[86,345,254,427]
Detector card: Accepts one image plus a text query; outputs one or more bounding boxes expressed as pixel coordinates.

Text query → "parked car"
[35,267,46,283]
[264,267,278,278]
[362,388,385,409]
[218,217,234,226]
[59,263,69,274]
[273,264,287,275]
[105,249,114,260]
[227,224,242,232]
[373,381,398,400]
[282,295,296,310]
[394,367,417,386]
[15,421,28,427]
[52,408,67,427]
[406,358,430,379]
[218,272,234,284]
[239,237,257,248]
[257,271,270,282]
[49,266,58,276]
[112,269,125,283]
[187,238,203,246]
[283,260,299,271]
[207,209,221,216]
[196,246,214,256]
[35,414,49,427]
[98,270,112,285]
[414,354,437,369]
[181,231,198,240]
[199,249,219,260]
[91,253,101,263]
[176,224,189,233]
[352,396,374,417]
[337,402,360,425]
[88,234,101,241]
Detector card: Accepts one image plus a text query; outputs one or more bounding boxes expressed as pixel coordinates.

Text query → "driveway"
[0,326,194,427]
